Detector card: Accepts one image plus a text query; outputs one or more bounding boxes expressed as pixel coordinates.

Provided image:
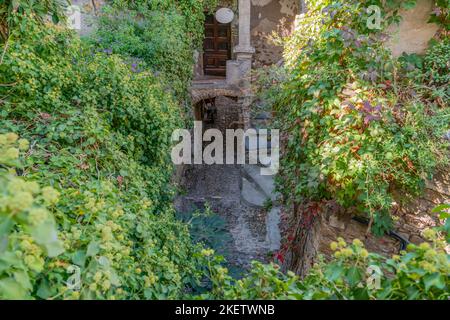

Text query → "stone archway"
[191,86,243,128]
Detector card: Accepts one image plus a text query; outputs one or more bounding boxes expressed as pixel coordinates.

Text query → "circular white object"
[215,8,234,24]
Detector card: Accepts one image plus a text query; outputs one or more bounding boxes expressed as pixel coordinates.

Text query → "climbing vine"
[270,0,449,235]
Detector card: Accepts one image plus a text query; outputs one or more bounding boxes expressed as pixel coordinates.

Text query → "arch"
[191,88,241,105]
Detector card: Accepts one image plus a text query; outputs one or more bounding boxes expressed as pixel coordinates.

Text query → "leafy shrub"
[91,0,218,102]
[0,0,68,41]
[270,0,449,234]
[203,206,450,300]
[0,17,210,299]
[428,0,450,30]
[423,37,450,87]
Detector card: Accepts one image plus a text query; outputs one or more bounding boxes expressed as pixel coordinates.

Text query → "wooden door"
[203,14,231,77]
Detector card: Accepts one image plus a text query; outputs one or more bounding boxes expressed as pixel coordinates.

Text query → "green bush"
[270,0,449,235]
[0,134,64,299]
[203,205,450,300]
[0,0,68,41]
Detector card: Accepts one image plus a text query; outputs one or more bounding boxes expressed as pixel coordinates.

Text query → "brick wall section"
[214,96,243,132]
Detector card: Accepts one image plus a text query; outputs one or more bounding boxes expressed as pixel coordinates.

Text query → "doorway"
[203,14,231,77]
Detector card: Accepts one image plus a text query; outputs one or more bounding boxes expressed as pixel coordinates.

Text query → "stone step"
[265,207,281,251]
[241,177,267,208]
[242,165,278,202]
[244,130,271,152]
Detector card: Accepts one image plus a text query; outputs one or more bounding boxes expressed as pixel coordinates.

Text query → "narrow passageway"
[174,96,280,276]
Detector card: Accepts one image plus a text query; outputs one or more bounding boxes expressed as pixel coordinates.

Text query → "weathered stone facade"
[280,0,446,276]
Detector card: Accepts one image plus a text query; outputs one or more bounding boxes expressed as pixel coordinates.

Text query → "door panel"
[203,14,231,77]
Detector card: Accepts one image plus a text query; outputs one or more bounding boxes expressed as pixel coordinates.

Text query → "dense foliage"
[228,0,449,300]
[0,1,215,299]
[270,0,449,235]
[0,0,448,301]
[90,0,218,102]
[0,0,68,40]
[204,205,449,300]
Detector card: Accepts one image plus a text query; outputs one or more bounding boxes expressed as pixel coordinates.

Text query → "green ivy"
[203,207,450,300]
[268,0,449,235]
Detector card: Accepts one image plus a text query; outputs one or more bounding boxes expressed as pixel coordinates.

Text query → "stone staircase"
[240,125,281,251]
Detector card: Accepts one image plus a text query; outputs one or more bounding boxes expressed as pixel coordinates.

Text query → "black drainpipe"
[351,216,410,252]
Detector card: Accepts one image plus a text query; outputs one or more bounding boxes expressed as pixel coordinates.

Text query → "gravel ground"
[175,163,271,275]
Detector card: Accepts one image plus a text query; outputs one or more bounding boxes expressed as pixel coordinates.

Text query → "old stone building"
[71,0,448,275]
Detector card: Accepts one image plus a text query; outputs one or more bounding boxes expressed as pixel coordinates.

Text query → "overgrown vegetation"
[0,0,448,301]
[0,0,69,40]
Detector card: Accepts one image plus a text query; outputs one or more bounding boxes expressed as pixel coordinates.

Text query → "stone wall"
[318,1,444,256]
